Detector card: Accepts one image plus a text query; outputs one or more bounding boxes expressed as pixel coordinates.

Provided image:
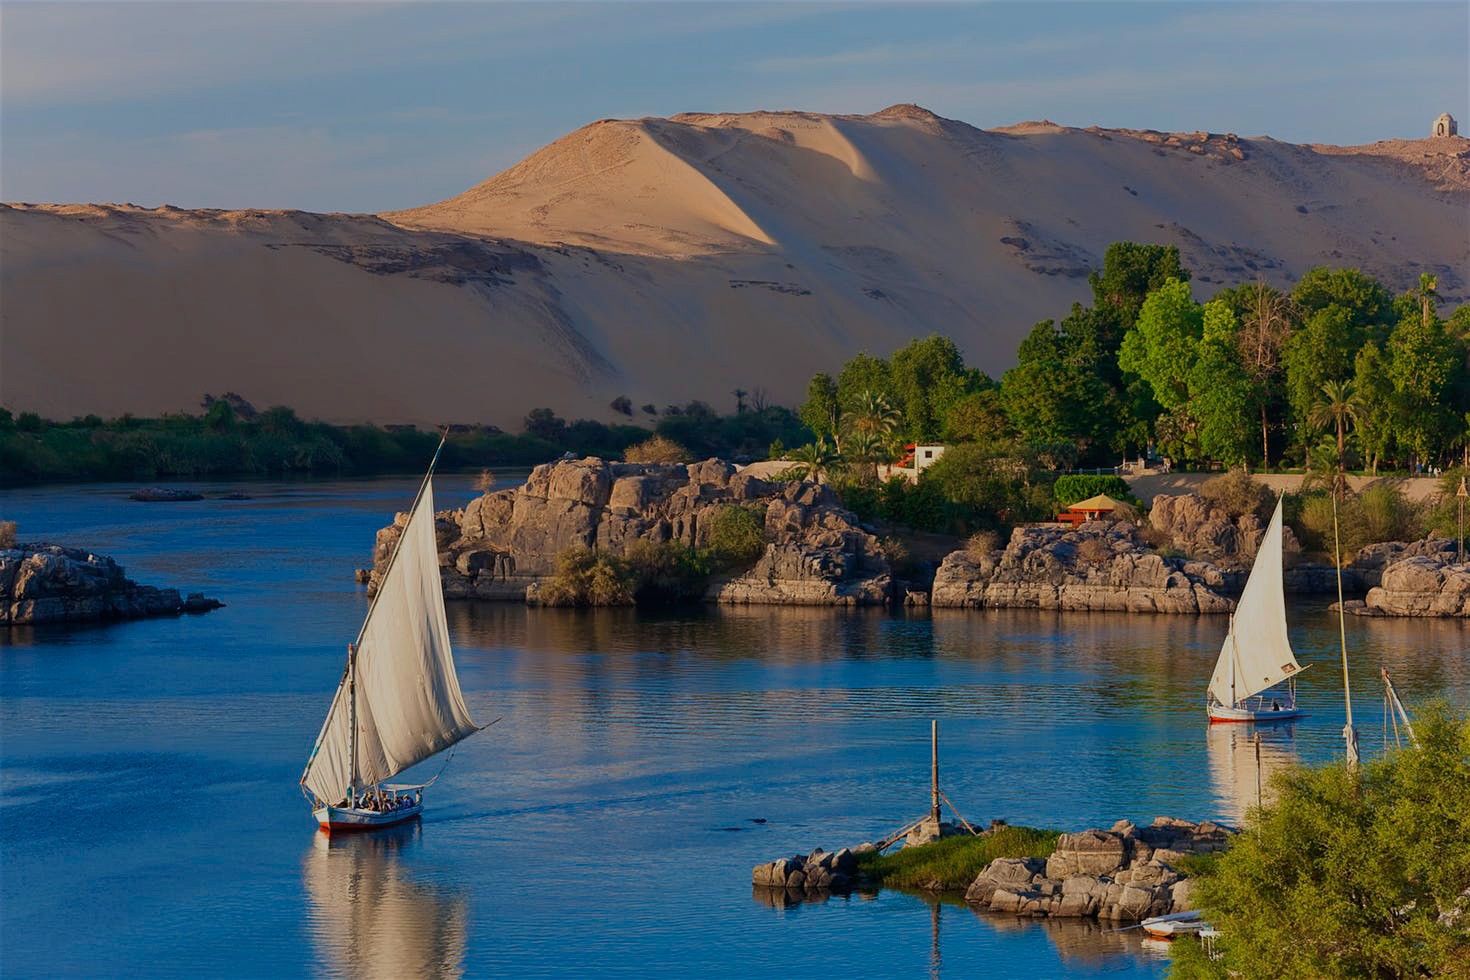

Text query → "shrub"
[1200,469,1272,521]
[0,521,15,549]
[966,529,1000,557]
[704,505,765,568]
[623,539,710,601]
[1053,474,1132,506]
[624,434,693,464]
[1077,537,1113,565]
[1176,703,1470,979]
[1291,485,1428,560]
[536,548,636,606]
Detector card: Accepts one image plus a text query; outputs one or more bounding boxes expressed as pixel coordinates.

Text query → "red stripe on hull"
[318,812,421,834]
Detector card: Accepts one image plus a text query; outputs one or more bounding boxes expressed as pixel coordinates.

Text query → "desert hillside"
[2,105,1465,427]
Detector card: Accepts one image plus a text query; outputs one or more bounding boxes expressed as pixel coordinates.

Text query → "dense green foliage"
[1053,474,1134,506]
[703,504,767,566]
[855,826,1061,892]
[0,398,811,487]
[1171,703,1470,979]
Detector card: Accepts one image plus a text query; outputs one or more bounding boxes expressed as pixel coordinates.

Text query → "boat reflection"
[303,824,469,979]
[1206,722,1300,823]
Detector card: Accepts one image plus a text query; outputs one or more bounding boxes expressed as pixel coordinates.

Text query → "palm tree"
[844,430,890,483]
[846,390,903,441]
[788,437,842,484]
[1309,379,1361,497]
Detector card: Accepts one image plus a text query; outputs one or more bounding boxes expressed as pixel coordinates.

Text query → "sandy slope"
[2,105,1465,427]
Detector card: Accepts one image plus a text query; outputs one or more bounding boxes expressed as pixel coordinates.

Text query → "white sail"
[303,478,478,804]
[1207,495,1302,707]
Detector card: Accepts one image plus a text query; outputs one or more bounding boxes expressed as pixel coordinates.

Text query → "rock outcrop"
[751,846,860,895]
[1348,536,1459,589]
[1340,552,1470,617]
[369,458,891,606]
[1,543,222,625]
[964,817,1230,920]
[930,522,1234,613]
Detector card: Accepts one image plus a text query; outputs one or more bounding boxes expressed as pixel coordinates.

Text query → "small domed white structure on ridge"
[1433,113,1458,137]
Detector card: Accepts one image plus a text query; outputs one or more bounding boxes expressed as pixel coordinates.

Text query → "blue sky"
[2,1,1465,212]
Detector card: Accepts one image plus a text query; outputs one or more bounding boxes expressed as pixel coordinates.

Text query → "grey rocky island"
[1,536,222,626]
[363,457,1469,615]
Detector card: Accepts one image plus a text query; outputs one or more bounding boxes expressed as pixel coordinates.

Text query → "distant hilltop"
[2,105,1465,427]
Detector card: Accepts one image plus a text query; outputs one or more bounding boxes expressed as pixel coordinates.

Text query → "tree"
[1308,379,1361,495]
[1223,280,1295,468]
[945,388,1013,445]
[887,334,981,442]
[787,437,842,483]
[1175,703,1470,979]
[1386,313,1459,468]
[1351,343,1397,474]
[1118,277,1203,412]
[845,389,903,442]
[731,389,748,414]
[1088,242,1190,329]
[798,373,841,444]
[835,352,894,427]
[1187,303,1255,468]
[523,407,567,442]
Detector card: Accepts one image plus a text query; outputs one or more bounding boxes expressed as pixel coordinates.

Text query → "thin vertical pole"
[1253,732,1262,809]
[1332,493,1359,768]
[930,720,941,824]
[348,643,358,806]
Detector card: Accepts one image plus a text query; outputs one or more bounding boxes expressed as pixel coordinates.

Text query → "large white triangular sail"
[302,474,478,805]
[1207,495,1302,708]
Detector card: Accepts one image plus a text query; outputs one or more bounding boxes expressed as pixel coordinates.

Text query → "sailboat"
[1206,494,1308,722]
[300,436,482,831]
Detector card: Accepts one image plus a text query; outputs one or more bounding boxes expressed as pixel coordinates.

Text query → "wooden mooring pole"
[930,719,941,824]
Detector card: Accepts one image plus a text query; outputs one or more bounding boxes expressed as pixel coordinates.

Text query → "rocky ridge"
[930,521,1235,613]
[1,543,222,625]
[1340,547,1470,617]
[369,458,890,606]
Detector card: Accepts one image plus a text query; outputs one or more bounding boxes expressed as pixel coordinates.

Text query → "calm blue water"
[2,477,1467,978]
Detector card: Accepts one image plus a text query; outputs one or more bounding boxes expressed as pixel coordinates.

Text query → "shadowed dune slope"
[3,105,1466,427]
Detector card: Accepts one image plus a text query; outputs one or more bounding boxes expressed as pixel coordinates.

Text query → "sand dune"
[2,105,1465,427]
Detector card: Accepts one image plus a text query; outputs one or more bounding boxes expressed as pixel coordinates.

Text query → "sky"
[1,1,1465,212]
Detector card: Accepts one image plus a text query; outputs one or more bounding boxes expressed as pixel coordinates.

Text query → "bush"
[1077,537,1113,565]
[0,521,15,549]
[1176,702,1470,979]
[704,505,766,568]
[966,529,1000,557]
[1291,485,1429,560]
[623,540,710,601]
[1200,469,1272,521]
[536,548,636,606]
[1053,474,1132,506]
[624,434,693,464]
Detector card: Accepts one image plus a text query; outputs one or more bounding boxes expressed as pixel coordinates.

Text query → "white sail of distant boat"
[301,436,482,831]
[1206,494,1307,722]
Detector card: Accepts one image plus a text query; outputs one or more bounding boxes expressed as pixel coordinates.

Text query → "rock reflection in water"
[1206,722,1299,823]
[303,825,468,979]
[972,907,1156,966]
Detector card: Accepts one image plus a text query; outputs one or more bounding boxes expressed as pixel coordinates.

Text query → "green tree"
[835,352,894,432]
[1118,277,1203,412]
[1309,379,1362,495]
[887,334,981,442]
[1352,343,1397,474]
[787,437,842,483]
[1187,301,1255,467]
[1386,313,1460,467]
[1088,242,1190,329]
[1220,280,1295,468]
[798,373,841,443]
[1174,703,1470,980]
[944,388,1013,445]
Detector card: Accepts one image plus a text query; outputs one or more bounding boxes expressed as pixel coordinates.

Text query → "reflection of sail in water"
[1206,724,1299,823]
[304,827,469,979]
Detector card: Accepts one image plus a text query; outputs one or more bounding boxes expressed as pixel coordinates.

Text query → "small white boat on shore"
[1140,910,1207,938]
[1207,495,1307,723]
[299,436,484,833]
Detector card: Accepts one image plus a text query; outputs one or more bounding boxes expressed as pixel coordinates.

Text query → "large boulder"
[931,522,1234,613]
[2,543,221,626]
[369,458,892,606]
[1350,555,1470,617]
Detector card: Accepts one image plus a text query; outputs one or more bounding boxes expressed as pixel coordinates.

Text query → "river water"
[2,476,1466,978]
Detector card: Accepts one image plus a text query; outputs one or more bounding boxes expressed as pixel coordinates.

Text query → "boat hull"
[314,802,423,833]
[1141,911,1207,938]
[1208,703,1302,723]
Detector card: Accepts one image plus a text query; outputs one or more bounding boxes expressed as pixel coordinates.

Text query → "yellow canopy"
[1067,493,1122,512]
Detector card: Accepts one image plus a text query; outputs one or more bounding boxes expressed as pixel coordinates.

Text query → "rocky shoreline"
[752,816,1228,922]
[364,457,1467,616]
[1,542,222,626]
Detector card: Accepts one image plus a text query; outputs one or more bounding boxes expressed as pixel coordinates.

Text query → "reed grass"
[856,825,1061,892]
